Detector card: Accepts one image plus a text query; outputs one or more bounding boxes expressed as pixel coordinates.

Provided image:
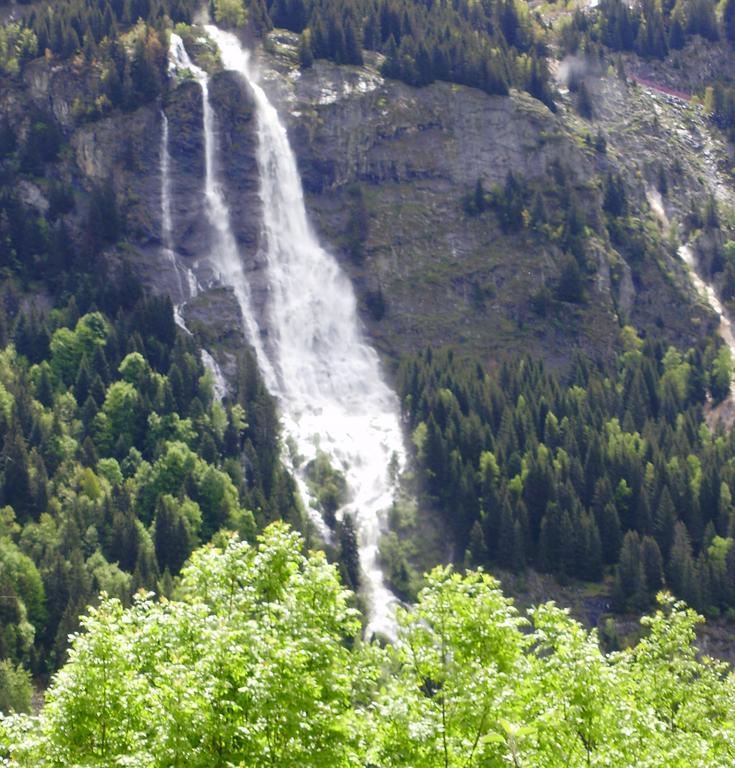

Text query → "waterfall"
[201,348,228,401]
[160,110,185,317]
[647,188,735,399]
[161,109,200,316]
[170,28,406,638]
[678,244,735,369]
[163,40,229,400]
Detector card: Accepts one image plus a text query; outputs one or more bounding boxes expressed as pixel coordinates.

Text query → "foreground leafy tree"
[3,527,735,766]
[3,524,362,767]
[371,568,530,767]
[373,570,735,767]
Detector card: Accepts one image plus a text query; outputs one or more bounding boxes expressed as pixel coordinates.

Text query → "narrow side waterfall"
[160,109,200,311]
[163,41,227,395]
[179,26,405,638]
[647,188,735,399]
[678,244,735,365]
[160,111,185,311]
[168,35,270,372]
[201,348,228,401]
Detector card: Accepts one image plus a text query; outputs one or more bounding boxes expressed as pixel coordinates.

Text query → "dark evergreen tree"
[154,496,191,575]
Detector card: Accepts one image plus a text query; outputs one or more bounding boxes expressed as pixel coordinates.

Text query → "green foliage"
[559,0,720,60]
[298,27,314,67]
[379,530,420,601]
[50,313,109,385]
[265,0,552,103]
[373,566,529,767]
[0,297,300,682]
[3,538,735,766]
[304,450,347,528]
[214,0,247,27]
[398,341,735,612]
[5,525,362,767]
[0,661,31,715]
[710,346,733,404]
[0,23,37,77]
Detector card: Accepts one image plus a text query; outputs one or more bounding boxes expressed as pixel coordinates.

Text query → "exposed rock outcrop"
[2,28,727,372]
[253,36,712,364]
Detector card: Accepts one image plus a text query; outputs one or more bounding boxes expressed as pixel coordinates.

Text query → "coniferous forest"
[3,0,735,762]
[398,339,735,616]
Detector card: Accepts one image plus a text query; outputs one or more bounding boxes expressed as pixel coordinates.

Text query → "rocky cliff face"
[2,29,728,374]
[252,32,715,366]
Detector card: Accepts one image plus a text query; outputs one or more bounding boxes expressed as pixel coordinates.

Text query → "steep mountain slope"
[6,17,730,380]
[3,0,735,695]
[259,33,713,365]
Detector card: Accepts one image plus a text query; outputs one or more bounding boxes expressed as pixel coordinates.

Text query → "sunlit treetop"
[2,524,735,767]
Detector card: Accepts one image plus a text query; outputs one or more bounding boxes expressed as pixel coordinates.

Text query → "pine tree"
[299,29,314,69]
[474,178,486,215]
[577,513,603,581]
[154,496,191,575]
[614,531,647,610]
[1,427,33,523]
[641,535,664,592]
[81,437,99,468]
[668,14,685,49]
[344,18,363,65]
[556,257,584,303]
[468,520,488,565]
[35,366,54,408]
[337,515,360,590]
[363,10,380,50]
[381,35,401,79]
[496,499,517,570]
[576,81,593,119]
[667,522,697,604]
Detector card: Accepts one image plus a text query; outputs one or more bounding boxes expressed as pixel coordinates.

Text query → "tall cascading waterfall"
[168,30,406,638]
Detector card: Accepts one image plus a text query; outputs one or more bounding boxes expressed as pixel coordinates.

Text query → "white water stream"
[162,41,228,398]
[168,30,405,637]
[161,110,200,316]
[200,348,228,401]
[648,188,735,394]
[677,243,735,363]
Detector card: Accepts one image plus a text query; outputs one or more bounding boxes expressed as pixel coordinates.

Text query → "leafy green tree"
[213,0,246,27]
[5,537,735,765]
[7,525,362,767]
[99,380,142,455]
[371,566,528,768]
[0,660,32,714]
